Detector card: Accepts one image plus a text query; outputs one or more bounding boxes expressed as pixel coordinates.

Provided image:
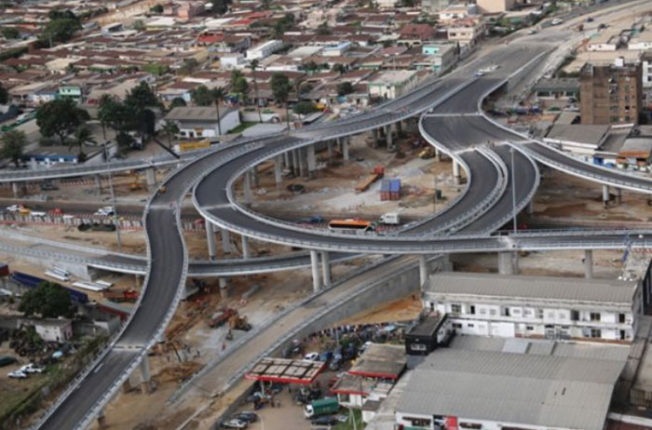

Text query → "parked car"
[220,418,248,429]
[8,370,27,379]
[233,412,258,423]
[0,356,18,367]
[40,182,58,191]
[95,206,115,216]
[304,352,319,361]
[311,415,338,426]
[20,363,44,374]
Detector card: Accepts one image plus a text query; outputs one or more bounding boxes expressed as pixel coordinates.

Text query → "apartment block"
[424,272,642,343]
[579,59,643,125]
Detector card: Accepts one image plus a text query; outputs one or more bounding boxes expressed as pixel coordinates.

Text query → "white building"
[377,0,399,9]
[246,40,283,60]
[396,347,625,430]
[165,106,240,139]
[587,31,621,52]
[368,71,419,100]
[642,51,652,91]
[628,29,652,51]
[220,53,247,70]
[33,319,73,342]
[424,272,641,342]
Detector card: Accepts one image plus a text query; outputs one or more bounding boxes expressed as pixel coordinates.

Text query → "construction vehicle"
[209,307,237,328]
[102,289,139,303]
[418,147,436,159]
[355,165,384,193]
[229,313,252,331]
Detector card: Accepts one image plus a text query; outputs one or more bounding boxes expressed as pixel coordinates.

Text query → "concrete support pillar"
[219,278,230,299]
[307,144,317,179]
[205,219,217,260]
[342,139,350,161]
[602,185,610,206]
[298,148,307,178]
[291,150,299,176]
[615,188,622,205]
[327,141,334,160]
[94,174,103,194]
[139,356,151,393]
[396,120,403,136]
[452,160,461,184]
[419,255,428,291]
[241,235,250,259]
[243,171,252,204]
[498,252,518,275]
[372,129,380,147]
[97,410,108,429]
[251,166,260,187]
[386,125,393,148]
[221,229,232,254]
[321,251,331,287]
[11,182,18,198]
[584,249,593,279]
[310,250,322,292]
[145,168,156,190]
[527,200,534,215]
[434,147,441,162]
[283,151,290,171]
[274,155,283,186]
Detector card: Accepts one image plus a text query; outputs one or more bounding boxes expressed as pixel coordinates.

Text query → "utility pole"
[510,146,517,234]
[103,141,122,251]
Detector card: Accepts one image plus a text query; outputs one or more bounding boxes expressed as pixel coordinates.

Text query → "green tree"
[149,3,163,13]
[19,283,74,319]
[317,21,331,35]
[271,73,291,128]
[38,10,81,47]
[0,82,7,104]
[232,76,249,100]
[191,85,214,106]
[293,101,317,115]
[1,27,19,39]
[70,125,96,161]
[249,59,263,122]
[331,63,346,74]
[0,129,26,167]
[170,97,187,108]
[36,98,89,145]
[161,120,179,148]
[211,0,230,15]
[133,19,145,31]
[230,70,244,89]
[125,81,161,111]
[116,131,135,150]
[337,82,354,96]
[211,87,226,136]
[98,96,133,135]
[178,58,199,75]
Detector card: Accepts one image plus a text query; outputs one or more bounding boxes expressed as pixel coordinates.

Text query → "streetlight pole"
[510,146,517,234]
[103,141,122,251]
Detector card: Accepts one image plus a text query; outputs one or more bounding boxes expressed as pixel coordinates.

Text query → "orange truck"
[355,165,384,193]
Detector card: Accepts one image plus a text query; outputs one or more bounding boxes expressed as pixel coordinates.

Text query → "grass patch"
[333,409,364,430]
[228,122,257,134]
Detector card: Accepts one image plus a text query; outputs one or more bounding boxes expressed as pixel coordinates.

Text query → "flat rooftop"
[406,313,445,337]
[245,357,325,385]
[349,343,406,380]
[427,272,637,305]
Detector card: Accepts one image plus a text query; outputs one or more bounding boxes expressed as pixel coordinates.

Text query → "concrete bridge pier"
[291,149,299,176]
[327,140,334,161]
[97,409,108,429]
[251,166,260,187]
[372,128,380,147]
[219,278,230,299]
[498,251,519,275]
[243,171,252,203]
[310,250,322,292]
[419,255,429,291]
[452,160,461,184]
[94,174,103,194]
[221,229,232,254]
[241,235,250,259]
[139,355,151,393]
[584,249,593,279]
[11,182,18,198]
[386,124,393,148]
[307,144,317,179]
[145,168,157,190]
[299,148,307,178]
[342,138,350,161]
[602,185,610,206]
[396,120,402,136]
[205,220,217,260]
[615,188,622,205]
[274,155,283,186]
[321,251,331,287]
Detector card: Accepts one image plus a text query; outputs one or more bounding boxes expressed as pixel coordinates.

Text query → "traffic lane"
[406,151,500,234]
[39,350,139,430]
[119,208,183,344]
[429,78,504,114]
[524,142,652,192]
[460,144,537,233]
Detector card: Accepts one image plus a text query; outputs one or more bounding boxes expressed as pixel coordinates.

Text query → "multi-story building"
[580,58,643,125]
[424,272,642,343]
[422,0,450,14]
[476,0,514,13]
[368,70,419,99]
[246,40,283,60]
[642,51,652,103]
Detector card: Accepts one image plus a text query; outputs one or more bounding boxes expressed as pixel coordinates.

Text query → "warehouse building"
[424,272,642,343]
[395,347,626,430]
[165,106,240,139]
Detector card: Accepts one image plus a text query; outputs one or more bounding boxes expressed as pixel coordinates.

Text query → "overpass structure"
[14,26,652,430]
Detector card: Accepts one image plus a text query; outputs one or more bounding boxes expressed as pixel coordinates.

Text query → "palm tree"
[249,59,263,123]
[211,87,226,137]
[70,125,96,162]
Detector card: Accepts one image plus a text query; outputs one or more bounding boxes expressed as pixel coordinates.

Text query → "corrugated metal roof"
[428,272,637,304]
[397,349,625,430]
[165,106,235,122]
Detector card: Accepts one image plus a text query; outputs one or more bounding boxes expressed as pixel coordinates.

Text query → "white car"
[551,18,563,25]
[6,204,21,212]
[95,206,115,216]
[21,363,44,374]
[8,370,27,379]
[220,419,248,429]
[303,352,319,361]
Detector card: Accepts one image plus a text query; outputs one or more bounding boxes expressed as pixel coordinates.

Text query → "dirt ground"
[240,132,464,224]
